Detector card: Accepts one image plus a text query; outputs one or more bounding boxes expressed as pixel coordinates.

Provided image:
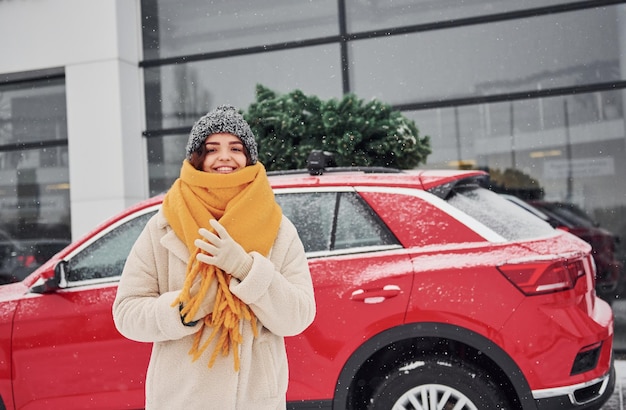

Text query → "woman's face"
[201,133,248,173]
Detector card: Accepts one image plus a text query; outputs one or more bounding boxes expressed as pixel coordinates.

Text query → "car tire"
[368,356,510,410]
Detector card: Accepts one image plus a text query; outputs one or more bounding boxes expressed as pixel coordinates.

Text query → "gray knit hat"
[185,104,258,165]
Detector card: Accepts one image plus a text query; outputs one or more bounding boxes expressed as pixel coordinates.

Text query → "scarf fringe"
[172,251,258,371]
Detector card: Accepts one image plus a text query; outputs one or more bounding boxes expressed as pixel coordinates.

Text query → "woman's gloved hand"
[194,219,253,280]
[184,276,217,323]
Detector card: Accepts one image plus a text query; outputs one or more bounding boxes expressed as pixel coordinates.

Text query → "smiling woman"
[112,104,316,410]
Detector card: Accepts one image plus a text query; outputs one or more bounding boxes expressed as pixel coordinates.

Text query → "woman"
[113,105,316,410]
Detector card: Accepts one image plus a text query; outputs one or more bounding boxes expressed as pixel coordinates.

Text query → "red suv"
[0,162,615,409]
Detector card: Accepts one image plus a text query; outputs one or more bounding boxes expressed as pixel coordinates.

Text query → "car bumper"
[533,360,615,410]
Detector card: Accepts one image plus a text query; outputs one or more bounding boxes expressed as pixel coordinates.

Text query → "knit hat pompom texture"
[186,104,258,164]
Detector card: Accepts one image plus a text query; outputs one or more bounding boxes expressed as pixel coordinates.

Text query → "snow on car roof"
[267,168,487,190]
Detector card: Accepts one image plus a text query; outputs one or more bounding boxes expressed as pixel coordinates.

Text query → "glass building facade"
[0,71,71,283]
[140,1,626,203]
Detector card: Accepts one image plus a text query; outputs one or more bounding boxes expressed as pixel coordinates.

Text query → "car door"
[10,208,157,409]
[275,188,414,402]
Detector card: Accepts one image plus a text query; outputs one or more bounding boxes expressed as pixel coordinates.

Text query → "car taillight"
[497,259,585,295]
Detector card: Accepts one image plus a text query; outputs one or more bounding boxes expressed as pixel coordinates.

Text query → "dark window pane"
[0,79,67,145]
[350,6,623,105]
[144,45,343,130]
[141,0,339,60]
[0,76,70,285]
[345,0,577,32]
[0,146,71,242]
[147,133,187,196]
[407,90,626,211]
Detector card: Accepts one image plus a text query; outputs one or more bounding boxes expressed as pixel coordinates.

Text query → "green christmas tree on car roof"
[243,84,431,172]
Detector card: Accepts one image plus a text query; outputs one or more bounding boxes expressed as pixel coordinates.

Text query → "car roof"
[120,167,488,216]
[267,168,487,190]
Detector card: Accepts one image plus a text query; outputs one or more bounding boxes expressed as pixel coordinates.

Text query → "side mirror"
[30,261,68,294]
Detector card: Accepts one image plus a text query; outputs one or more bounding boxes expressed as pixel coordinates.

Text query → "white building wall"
[0,0,147,239]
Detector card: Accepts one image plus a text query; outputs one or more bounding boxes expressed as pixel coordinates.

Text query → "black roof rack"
[267,166,402,176]
[267,150,402,176]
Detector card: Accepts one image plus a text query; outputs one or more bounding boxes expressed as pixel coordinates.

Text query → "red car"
[0,160,615,409]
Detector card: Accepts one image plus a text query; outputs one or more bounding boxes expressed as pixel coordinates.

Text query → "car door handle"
[350,285,401,304]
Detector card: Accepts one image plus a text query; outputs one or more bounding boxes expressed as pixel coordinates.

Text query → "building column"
[66,1,147,239]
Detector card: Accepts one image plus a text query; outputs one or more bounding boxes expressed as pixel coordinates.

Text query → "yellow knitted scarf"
[163,160,282,371]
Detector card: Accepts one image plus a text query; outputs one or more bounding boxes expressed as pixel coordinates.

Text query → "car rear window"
[445,185,556,241]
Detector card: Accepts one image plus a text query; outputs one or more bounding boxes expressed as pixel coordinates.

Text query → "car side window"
[276,192,335,252]
[333,192,398,250]
[275,191,398,253]
[66,211,157,282]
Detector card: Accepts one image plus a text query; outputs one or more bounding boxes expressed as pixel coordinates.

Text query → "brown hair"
[188,146,206,170]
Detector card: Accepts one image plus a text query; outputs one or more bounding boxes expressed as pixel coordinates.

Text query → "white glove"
[194,219,253,280]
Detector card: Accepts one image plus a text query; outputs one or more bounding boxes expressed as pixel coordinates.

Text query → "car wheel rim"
[391,383,479,410]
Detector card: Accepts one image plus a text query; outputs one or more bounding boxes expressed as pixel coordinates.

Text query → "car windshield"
[446,185,556,241]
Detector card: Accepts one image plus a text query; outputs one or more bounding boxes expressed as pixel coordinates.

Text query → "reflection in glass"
[345,0,576,33]
[141,0,339,60]
[0,78,67,146]
[147,133,188,196]
[349,6,623,105]
[0,147,71,285]
[145,45,343,130]
[0,77,70,285]
[411,91,625,206]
